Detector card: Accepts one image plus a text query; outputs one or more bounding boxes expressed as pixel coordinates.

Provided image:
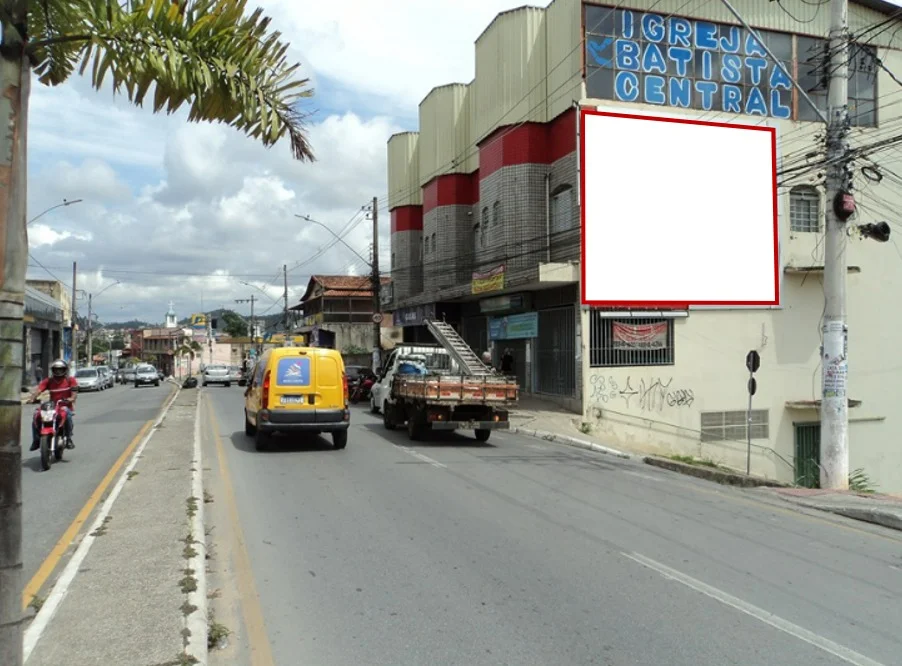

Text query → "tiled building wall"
[548,151,580,262]
[423,205,474,291]
[390,206,424,301]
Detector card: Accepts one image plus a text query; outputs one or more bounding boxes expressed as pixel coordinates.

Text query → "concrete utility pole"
[282,264,289,336]
[70,262,77,372]
[86,293,93,367]
[236,295,256,338]
[820,0,851,490]
[371,197,382,371]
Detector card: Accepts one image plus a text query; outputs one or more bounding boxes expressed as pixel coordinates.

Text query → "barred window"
[480,207,489,247]
[790,186,820,233]
[589,311,674,367]
[492,201,501,228]
[550,186,574,233]
[701,410,769,442]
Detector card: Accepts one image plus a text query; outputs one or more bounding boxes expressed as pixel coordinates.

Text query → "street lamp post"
[27,198,83,226]
[81,280,120,365]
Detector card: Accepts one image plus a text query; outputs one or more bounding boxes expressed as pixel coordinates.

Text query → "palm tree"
[174,338,203,378]
[0,2,315,662]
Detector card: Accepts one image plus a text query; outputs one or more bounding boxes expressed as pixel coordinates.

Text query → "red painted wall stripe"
[390,206,423,233]
[478,108,577,179]
[422,172,479,213]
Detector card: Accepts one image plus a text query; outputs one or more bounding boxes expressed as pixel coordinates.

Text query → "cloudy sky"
[26,0,521,325]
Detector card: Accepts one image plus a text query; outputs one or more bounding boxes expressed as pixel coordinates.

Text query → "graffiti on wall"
[589,375,695,413]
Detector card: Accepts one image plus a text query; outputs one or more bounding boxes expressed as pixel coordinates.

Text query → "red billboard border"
[578,108,781,309]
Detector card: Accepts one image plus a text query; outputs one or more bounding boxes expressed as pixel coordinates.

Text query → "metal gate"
[536,306,575,396]
[794,423,820,489]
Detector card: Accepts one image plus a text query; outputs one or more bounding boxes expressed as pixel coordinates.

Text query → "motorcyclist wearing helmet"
[27,359,78,451]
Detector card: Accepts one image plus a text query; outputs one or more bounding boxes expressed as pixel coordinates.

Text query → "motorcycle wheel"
[39,435,52,471]
[54,434,65,462]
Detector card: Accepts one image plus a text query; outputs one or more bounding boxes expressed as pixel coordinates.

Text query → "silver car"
[75,367,102,392]
[134,364,160,388]
[202,364,231,387]
[96,366,114,389]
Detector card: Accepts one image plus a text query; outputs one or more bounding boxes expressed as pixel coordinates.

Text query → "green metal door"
[794,423,820,488]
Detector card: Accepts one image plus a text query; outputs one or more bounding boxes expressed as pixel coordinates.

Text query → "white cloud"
[23,0,523,323]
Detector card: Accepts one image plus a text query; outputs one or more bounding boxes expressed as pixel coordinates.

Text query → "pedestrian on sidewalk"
[500,348,514,375]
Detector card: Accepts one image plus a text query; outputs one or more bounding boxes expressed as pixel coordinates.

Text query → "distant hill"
[102,319,152,330]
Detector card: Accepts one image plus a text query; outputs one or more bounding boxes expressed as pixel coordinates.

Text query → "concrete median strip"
[643,455,789,488]
[22,387,211,666]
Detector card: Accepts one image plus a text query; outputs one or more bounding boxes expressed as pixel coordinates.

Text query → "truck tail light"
[342,372,348,404]
[262,369,271,410]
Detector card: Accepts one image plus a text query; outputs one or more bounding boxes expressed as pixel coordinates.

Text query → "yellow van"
[244,346,350,451]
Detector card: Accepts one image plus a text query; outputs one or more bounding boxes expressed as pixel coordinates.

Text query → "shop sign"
[479,293,530,314]
[585,8,793,119]
[472,265,505,295]
[489,312,538,341]
[612,321,668,350]
[392,303,436,327]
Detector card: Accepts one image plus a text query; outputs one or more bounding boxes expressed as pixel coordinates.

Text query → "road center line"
[621,551,885,666]
[22,383,179,609]
[394,444,446,468]
[205,394,275,666]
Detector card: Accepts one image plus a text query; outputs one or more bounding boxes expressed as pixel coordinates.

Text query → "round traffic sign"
[372,313,384,324]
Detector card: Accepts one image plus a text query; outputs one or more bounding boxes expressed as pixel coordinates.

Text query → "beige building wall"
[580,1,902,492]
[418,84,473,186]
[387,132,422,209]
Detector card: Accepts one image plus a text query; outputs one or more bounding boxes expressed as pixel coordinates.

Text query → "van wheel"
[254,428,269,452]
[225,382,231,388]
[407,413,425,441]
[475,429,491,443]
[383,403,396,430]
[332,430,348,450]
[245,412,256,436]
[370,397,379,414]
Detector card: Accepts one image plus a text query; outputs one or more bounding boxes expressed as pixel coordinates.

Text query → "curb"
[775,498,902,532]
[184,395,209,664]
[510,425,633,459]
[644,456,789,488]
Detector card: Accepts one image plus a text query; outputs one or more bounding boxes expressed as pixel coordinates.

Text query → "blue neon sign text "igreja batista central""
[586,10,794,118]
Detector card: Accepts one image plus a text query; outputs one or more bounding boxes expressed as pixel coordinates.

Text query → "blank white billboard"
[580,109,779,308]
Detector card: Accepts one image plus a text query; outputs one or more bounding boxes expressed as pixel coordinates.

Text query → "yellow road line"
[22,384,178,609]
[204,394,275,666]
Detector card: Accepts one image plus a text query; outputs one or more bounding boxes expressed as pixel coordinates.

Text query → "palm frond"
[28,0,315,161]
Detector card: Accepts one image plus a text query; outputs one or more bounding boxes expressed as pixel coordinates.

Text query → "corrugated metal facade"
[474,7,550,143]
[545,0,584,120]
[387,132,421,209]
[418,84,472,186]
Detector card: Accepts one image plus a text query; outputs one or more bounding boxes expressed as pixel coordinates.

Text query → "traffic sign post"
[745,350,761,475]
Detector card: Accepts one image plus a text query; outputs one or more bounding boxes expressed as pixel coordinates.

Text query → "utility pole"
[282,264,289,337]
[371,196,382,371]
[86,293,93,367]
[821,0,852,490]
[70,262,77,372]
[235,295,256,363]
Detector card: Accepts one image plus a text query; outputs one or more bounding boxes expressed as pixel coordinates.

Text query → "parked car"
[96,365,114,389]
[228,365,244,385]
[134,364,160,388]
[203,364,231,387]
[75,367,102,392]
[157,368,165,381]
[121,366,137,384]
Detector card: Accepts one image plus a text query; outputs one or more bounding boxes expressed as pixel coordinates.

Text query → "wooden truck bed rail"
[393,373,519,404]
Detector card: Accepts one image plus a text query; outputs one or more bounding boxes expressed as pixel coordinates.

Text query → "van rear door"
[313,350,342,410]
[270,350,316,409]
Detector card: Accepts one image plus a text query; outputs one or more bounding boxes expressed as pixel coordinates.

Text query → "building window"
[701,410,770,442]
[481,207,489,247]
[798,36,877,126]
[432,232,436,254]
[583,6,876,127]
[492,201,501,228]
[550,186,574,235]
[790,186,820,233]
[589,312,675,367]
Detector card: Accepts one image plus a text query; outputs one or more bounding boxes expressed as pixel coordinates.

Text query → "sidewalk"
[754,487,902,532]
[23,388,207,666]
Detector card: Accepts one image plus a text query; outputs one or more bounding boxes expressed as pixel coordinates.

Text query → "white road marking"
[621,470,663,482]
[24,389,181,662]
[395,445,446,468]
[185,394,208,664]
[621,552,885,666]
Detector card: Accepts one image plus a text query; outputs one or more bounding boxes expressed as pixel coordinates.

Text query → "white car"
[202,365,231,387]
[134,364,160,388]
[74,367,102,392]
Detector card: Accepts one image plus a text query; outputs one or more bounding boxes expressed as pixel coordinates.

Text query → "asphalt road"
[19,379,174,588]
[204,387,902,666]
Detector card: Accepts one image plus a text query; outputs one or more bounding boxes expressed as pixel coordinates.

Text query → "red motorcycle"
[349,375,376,404]
[33,399,73,471]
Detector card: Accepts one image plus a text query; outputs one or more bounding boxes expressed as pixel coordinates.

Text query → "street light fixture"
[27,198,84,226]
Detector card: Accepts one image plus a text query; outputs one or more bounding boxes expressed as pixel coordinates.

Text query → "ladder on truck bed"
[426,320,488,376]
